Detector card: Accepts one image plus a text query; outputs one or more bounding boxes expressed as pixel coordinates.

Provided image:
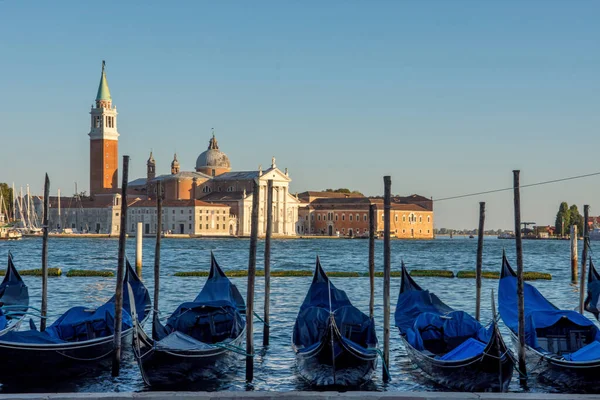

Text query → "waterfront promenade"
[2,392,600,400]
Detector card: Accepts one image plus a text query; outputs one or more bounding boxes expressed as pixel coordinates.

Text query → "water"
[0,236,594,393]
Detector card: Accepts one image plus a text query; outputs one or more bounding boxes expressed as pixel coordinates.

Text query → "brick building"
[297,192,433,239]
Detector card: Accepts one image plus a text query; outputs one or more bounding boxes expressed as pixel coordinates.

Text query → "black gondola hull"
[401,325,514,392]
[510,332,600,392]
[134,325,245,387]
[0,328,133,382]
[293,325,377,387]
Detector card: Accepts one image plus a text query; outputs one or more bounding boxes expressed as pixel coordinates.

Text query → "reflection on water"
[0,236,597,393]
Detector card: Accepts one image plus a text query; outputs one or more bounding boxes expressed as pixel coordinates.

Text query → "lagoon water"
[0,236,594,393]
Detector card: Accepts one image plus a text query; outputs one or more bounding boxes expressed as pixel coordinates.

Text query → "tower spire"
[96,60,112,107]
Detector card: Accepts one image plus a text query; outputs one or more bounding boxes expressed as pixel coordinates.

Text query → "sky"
[1,0,599,230]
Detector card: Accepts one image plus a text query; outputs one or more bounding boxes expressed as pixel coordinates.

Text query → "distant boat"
[497,233,515,239]
[469,235,475,239]
[589,229,600,241]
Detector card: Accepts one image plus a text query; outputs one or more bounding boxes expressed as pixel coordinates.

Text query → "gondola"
[132,253,246,387]
[584,258,600,320]
[499,252,600,391]
[0,260,150,383]
[0,252,29,335]
[292,256,378,387]
[395,262,513,392]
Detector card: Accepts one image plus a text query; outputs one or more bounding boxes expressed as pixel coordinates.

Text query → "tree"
[555,202,571,237]
[0,183,14,220]
[323,188,363,195]
[569,204,584,235]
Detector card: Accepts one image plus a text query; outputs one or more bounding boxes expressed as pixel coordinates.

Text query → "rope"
[211,342,254,357]
[375,348,391,379]
[253,311,270,328]
[433,171,600,203]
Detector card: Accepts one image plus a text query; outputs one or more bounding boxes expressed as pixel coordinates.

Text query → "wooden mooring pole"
[154,181,162,315]
[40,173,49,332]
[136,222,143,277]
[513,170,526,385]
[382,176,391,382]
[580,205,590,314]
[263,179,273,347]
[112,155,129,377]
[246,178,260,382]
[368,204,376,319]
[475,201,485,321]
[571,225,578,284]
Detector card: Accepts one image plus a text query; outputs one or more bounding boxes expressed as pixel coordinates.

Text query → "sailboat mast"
[19,187,25,228]
[58,188,61,230]
[26,184,31,230]
[12,183,16,223]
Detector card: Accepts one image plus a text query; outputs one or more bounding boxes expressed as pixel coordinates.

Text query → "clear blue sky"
[1,0,599,230]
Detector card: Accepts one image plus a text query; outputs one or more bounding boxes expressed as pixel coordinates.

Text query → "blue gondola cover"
[293,257,377,353]
[396,264,490,358]
[499,254,600,350]
[153,253,245,345]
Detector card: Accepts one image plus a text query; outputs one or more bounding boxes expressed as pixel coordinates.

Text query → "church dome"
[196,134,231,171]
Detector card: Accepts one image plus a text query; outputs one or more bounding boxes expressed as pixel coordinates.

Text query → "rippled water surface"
[0,236,595,393]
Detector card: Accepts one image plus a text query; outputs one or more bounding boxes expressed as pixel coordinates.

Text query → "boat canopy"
[395,264,491,359]
[293,257,377,353]
[499,253,600,350]
[153,253,245,346]
[585,259,600,320]
[0,260,149,345]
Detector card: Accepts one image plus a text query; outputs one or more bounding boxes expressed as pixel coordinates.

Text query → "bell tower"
[89,61,119,195]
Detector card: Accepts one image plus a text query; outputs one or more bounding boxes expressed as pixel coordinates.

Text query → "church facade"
[128,136,301,236]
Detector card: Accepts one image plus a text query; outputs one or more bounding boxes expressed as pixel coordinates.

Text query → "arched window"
[356,214,359,221]
[335,214,339,221]
[342,214,345,221]
[349,214,353,221]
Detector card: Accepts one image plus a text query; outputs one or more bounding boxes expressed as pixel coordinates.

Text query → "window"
[403,229,406,233]
[199,216,202,221]
[180,210,184,214]
[335,214,338,221]
[342,214,345,221]
[199,224,202,229]
[172,224,175,229]
[349,214,353,221]
[227,186,234,192]
[116,212,119,216]
[172,210,175,214]
[419,229,422,233]
[188,216,192,221]
[189,224,192,229]
[427,229,430,234]
[419,216,422,223]
[395,215,398,222]
[318,215,321,221]
[342,228,345,234]
[189,209,192,214]
[223,224,226,229]
[427,216,430,223]
[403,215,406,222]
[356,214,359,221]
[206,224,209,229]
[364,214,367,221]
[218,187,222,192]
[216,216,220,221]
[203,186,211,193]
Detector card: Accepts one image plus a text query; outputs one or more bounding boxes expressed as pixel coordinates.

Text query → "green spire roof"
[96,60,112,101]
